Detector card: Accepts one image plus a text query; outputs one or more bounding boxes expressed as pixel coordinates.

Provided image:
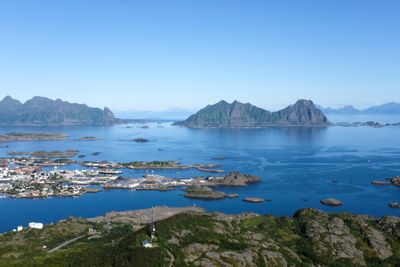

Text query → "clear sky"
[0,0,399,111]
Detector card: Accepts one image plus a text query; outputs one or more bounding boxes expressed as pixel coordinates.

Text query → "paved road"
[48,235,86,253]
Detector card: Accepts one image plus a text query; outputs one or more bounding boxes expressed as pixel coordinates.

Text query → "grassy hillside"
[0,208,399,266]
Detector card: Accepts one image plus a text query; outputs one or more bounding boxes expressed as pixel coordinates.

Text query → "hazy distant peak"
[0,95,22,106]
[320,102,400,115]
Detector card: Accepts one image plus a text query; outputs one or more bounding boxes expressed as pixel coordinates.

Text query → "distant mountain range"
[319,102,400,115]
[174,99,330,127]
[115,109,194,120]
[0,96,118,125]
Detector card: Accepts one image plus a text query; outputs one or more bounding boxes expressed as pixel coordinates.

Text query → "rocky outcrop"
[0,96,118,125]
[273,99,330,126]
[184,185,227,200]
[357,219,393,260]
[295,209,365,265]
[208,171,261,186]
[1,207,400,266]
[390,176,400,185]
[174,99,330,127]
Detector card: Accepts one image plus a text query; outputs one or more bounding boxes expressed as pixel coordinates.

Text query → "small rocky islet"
[320,198,343,207]
[371,177,400,208]
[184,185,227,200]
[73,136,100,141]
[243,197,266,203]
[183,172,261,200]
[130,138,149,143]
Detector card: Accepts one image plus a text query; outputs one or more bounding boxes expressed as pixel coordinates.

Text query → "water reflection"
[185,126,327,147]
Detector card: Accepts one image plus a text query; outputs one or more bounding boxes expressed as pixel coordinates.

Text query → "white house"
[29,222,44,229]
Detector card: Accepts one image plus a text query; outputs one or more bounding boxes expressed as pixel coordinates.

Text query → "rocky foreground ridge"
[0,96,117,125]
[1,207,399,266]
[174,99,330,127]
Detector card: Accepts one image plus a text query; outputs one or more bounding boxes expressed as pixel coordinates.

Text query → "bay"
[1,120,400,232]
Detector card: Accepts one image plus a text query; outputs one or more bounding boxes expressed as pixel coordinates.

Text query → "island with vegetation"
[174,99,330,128]
[104,172,260,194]
[1,206,399,267]
[121,160,191,170]
[183,185,229,200]
[0,132,68,142]
[8,150,79,158]
[0,96,118,125]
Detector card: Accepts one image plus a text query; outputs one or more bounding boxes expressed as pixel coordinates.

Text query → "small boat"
[99,169,122,175]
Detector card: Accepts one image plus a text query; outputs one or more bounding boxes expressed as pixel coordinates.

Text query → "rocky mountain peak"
[0,96,22,107]
[175,99,330,127]
[0,96,118,125]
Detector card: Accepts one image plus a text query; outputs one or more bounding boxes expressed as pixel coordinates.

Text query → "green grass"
[1,210,400,266]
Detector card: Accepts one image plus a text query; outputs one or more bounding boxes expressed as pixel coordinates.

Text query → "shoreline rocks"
[208,171,261,186]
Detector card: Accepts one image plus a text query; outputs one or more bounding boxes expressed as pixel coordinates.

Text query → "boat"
[98,169,122,175]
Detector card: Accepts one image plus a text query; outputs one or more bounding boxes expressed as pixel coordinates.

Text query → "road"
[48,235,86,253]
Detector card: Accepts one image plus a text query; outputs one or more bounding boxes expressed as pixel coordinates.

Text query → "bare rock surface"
[88,206,204,224]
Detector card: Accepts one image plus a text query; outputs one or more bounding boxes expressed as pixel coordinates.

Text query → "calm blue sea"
[1,117,400,232]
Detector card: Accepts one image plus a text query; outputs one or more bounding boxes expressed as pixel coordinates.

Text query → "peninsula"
[174,99,330,128]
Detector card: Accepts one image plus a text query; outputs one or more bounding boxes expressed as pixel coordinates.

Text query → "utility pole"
[150,207,156,240]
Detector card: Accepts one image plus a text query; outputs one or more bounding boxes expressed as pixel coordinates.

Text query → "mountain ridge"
[320,102,400,115]
[0,96,118,125]
[174,99,330,127]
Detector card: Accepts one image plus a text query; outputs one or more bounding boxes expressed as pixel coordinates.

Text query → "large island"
[0,96,118,125]
[174,99,330,128]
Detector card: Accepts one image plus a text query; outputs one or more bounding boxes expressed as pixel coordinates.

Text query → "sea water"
[0,120,400,232]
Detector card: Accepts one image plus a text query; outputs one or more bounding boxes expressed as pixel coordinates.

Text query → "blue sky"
[0,0,399,111]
